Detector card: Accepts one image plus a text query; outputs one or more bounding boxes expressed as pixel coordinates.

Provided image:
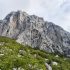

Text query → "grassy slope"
[0,36,70,70]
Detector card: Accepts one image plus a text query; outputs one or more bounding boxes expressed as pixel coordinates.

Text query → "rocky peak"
[0,11,70,57]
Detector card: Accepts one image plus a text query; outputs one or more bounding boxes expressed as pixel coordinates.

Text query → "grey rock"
[0,11,70,56]
[45,63,52,70]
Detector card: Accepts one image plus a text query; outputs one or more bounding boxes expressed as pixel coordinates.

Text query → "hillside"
[0,36,70,70]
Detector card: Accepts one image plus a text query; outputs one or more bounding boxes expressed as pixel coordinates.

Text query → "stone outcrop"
[45,63,52,70]
[0,11,70,56]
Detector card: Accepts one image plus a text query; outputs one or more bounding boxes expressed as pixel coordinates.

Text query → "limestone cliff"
[0,11,70,57]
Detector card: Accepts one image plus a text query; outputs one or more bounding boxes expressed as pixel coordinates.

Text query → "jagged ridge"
[0,11,70,57]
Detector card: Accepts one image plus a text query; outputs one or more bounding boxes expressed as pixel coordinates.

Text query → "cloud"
[51,0,70,32]
[28,0,65,18]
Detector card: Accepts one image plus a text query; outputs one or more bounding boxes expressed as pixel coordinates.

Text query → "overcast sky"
[0,0,70,32]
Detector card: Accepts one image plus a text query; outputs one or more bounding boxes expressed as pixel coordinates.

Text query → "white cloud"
[28,0,65,18]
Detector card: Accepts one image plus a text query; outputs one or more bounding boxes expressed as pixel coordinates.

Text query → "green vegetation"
[0,36,70,70]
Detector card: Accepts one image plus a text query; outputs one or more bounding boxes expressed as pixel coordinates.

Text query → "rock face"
[0,11,70,56]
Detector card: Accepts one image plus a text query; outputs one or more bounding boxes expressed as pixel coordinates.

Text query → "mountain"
[0,11,70,57]
[0,36,70,70]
